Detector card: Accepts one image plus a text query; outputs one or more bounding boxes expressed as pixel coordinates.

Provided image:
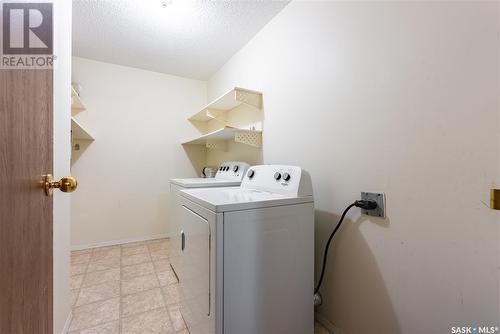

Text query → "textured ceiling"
[72,0,289,80]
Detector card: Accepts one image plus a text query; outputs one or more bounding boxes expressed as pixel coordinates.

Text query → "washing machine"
[175,165,314,334]
[170,161,250,190]
[169,161,250,279]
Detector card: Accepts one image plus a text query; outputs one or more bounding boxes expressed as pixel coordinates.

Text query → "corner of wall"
[53,0,72,332]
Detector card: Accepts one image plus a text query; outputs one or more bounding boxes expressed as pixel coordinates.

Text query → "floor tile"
[76,281,120,307]
[122,244,149,256]
[167,305,186,331]
[177,307,193,331]
[68,242,188,334]
[71,263,88,276]
[150,249,169,261]
[122,262,155,280]
[147,239,169,251]
[121,307,174,334]
[154,259,171,273]
[87,257,120,273]
[70,290,79,307]
[122,253,151,266]
[157,270,177,286]
[82,268,120,287]
[121,273,159,295]
[71,253,92,265]
[71,274,84,290]
[121,288,165,317]
[69,320,119,334]
[92,247,121,261]
[162,285,182,305]
[69,298,120,331]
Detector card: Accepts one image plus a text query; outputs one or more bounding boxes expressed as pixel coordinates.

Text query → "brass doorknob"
[42,174,78,196]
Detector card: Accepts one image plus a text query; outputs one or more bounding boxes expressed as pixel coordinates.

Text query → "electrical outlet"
[361,192,386,218]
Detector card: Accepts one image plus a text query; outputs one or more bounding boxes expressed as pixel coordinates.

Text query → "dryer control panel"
[242,165,313,197]
[215,161,250,181]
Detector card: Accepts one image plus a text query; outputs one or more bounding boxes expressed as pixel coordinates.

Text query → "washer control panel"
[215,161,250,181]
[242,165,313,197]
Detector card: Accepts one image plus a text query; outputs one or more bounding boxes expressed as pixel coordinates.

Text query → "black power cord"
[314,200,378,294]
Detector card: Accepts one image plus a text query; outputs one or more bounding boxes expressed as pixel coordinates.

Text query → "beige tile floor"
[70,238,331,334]
[69,238,186,334]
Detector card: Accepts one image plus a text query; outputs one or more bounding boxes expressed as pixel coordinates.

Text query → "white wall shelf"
[188,87,262,123]
[70,84,94,167]
[182,126,262,151]
[71,86,86,115]
[183,87,263,152]
[71,117,94,141]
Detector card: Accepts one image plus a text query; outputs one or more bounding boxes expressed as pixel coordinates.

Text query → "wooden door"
[0,69,53,333]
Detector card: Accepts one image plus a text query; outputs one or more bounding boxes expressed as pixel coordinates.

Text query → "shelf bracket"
[206,139,228,151]
[235,89,262,109]
[234,130,262,148]
[206,109,227,123]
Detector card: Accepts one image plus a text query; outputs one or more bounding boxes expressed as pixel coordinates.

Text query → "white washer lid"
[170,178,242,188]
[179,187,313,212]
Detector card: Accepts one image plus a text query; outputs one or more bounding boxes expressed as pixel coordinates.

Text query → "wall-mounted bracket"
[205,109,228,123]
[206,139,228,151]
[234,88,262,109]
[234,130,262,148]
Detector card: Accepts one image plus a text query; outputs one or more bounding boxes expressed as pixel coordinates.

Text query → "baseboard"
[61,310,72,334]
[315,311,346,334]
[71,234,169,251]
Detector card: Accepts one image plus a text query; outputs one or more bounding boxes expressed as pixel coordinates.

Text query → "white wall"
[71,57,206,248]
[207,1,500,333]
[53,0,72,332]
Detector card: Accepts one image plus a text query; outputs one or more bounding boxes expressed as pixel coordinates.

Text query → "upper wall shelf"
[182,126,262,150]
[188,87,262,123]
[71,117,94,141]
[71,86,86,114]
